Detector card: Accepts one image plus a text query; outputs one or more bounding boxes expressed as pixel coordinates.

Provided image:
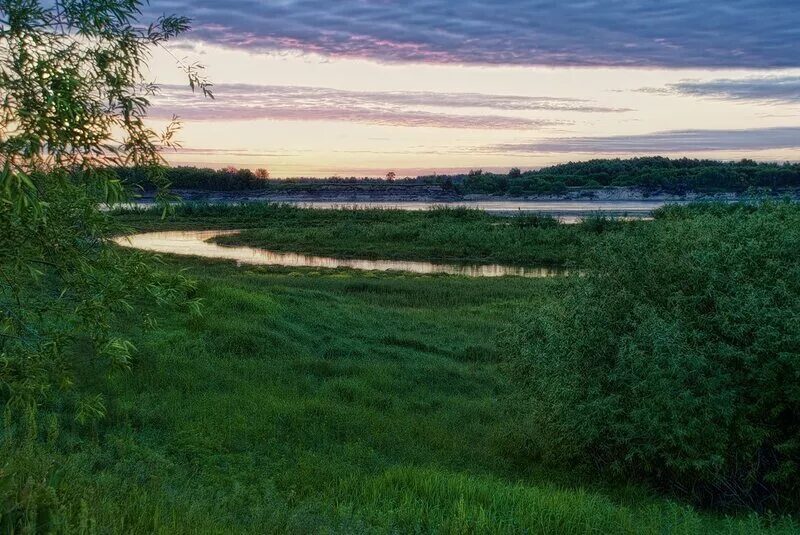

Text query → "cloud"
[149,83,620,129]
[664,76,800,104]
[147,1,800,68]
[488,127,800,154]
[168,147,303,158]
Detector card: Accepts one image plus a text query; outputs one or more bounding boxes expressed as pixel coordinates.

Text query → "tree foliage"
[116,158,800,195]
[0,1,207,420]
[505,201,800,510]
[0,1,211,528]
[453,158,800,196]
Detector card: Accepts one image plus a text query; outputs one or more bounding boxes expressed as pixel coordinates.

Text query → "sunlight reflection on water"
[119,199,664,223]
[114,230,566,278]
[288,200,664,222]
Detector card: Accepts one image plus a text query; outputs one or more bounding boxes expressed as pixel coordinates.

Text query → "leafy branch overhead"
[0,0,212,208]
[0,0,211,423]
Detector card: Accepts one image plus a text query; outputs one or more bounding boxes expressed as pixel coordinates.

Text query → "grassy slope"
[52,257,793,533]
[30,206,793,532]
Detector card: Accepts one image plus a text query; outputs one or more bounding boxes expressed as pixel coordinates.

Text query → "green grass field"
[40,258,793,533]
[6,206,797,533]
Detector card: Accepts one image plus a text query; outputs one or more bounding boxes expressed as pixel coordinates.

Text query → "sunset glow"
[142,2,800,176]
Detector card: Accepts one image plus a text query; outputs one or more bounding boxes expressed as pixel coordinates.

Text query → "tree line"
[118,157,800,195]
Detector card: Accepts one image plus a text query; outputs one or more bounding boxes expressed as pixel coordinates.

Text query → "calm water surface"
[290,200,666,215]
[114,230,565,278]
[124,199,670,222]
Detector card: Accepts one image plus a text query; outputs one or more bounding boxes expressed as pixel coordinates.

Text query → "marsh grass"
[115,203,628,266]
[3,205,797,532]
[2,254,791,532]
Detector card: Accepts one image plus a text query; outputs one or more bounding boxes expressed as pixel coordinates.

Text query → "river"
[123,198,678,222]
[114,230,567,278]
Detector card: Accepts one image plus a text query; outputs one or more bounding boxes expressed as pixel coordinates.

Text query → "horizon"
[143,1,800,177]
[161,155,800,181]
[164,157,800,181]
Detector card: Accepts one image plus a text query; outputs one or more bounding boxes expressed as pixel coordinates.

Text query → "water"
[288,200,666,222]
[124,199,671,222]
[114,230,565,278]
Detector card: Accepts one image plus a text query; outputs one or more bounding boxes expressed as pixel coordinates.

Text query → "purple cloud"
[149,84,616,129]
[147,1,800,68]
[488,127,800,153]
[665,76,800,104]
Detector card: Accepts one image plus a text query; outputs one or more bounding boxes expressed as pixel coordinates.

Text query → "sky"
[144,1,800,177]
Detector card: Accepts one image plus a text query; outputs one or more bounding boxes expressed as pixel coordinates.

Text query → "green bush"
[505,201,800,510]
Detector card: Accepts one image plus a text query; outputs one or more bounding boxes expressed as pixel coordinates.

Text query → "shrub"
[505,201,800,510]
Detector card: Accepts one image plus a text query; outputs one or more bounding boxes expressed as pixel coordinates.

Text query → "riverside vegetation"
[3,201,793,532]
[5,0,796,532]
[115,202,626,267]
[506,201,800,512]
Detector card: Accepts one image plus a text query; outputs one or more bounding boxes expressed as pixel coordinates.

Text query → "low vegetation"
[506,200,800,511]
[5,196,800,531]
[2,247,795,532]
[12,0,798,532]
[115,203,627,267]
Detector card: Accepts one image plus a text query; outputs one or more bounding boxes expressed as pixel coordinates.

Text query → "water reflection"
[290,200,666,222]
[119,199,669,222]
[114,230,565,278]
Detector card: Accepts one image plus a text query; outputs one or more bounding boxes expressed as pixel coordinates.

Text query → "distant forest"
[117,157,800,195]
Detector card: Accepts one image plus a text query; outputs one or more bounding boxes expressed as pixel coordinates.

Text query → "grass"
[4,205,797,532]
[114,203,629,266]
[29,257,795,533]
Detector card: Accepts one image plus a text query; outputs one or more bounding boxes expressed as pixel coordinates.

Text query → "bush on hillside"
[505,201,800,510]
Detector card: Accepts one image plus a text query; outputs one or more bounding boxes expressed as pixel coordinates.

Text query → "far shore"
[135,185,800,205]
